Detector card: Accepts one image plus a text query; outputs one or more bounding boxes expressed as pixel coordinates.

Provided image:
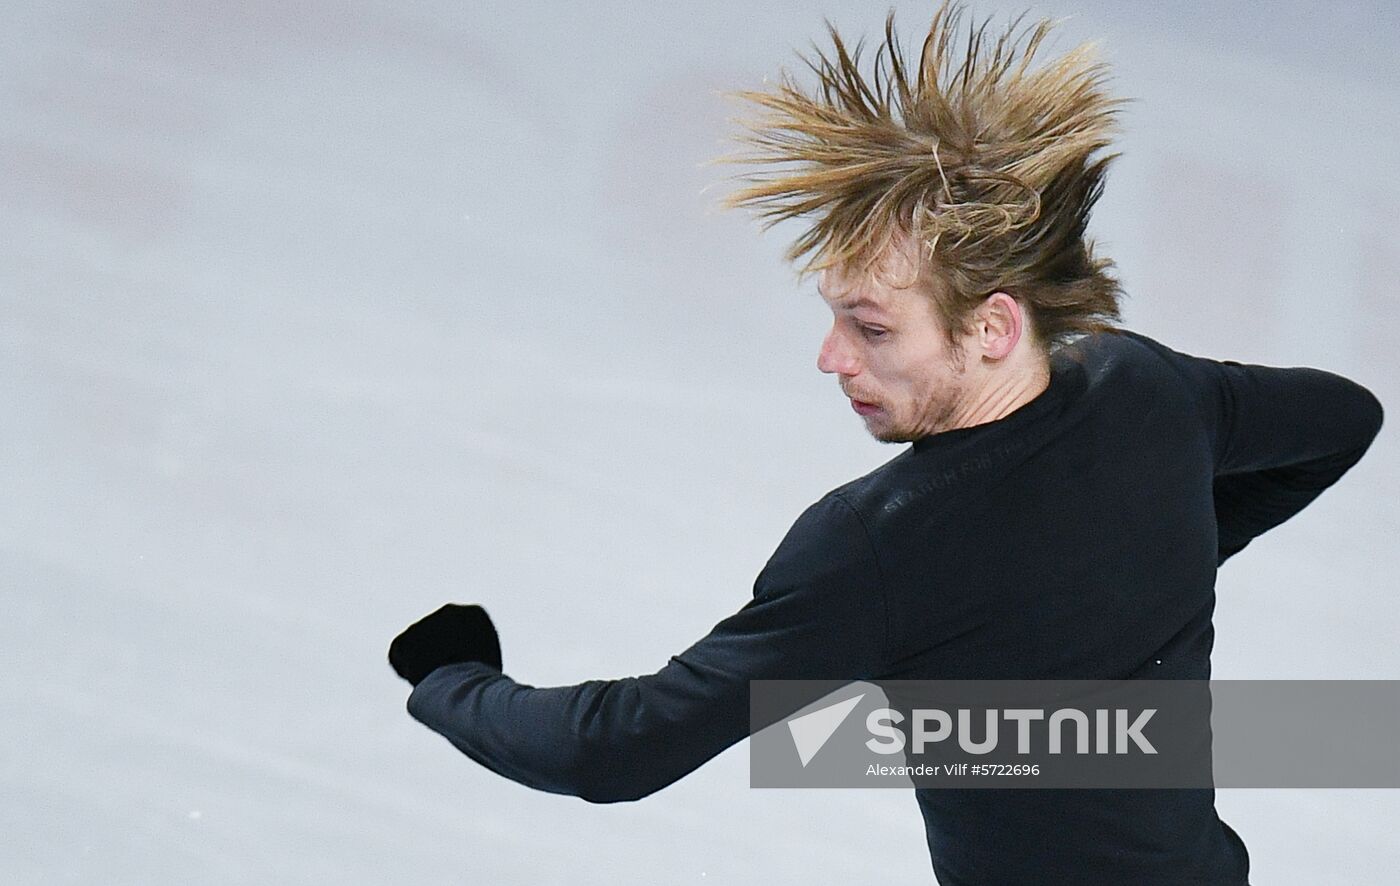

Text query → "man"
[389,4,1383,883]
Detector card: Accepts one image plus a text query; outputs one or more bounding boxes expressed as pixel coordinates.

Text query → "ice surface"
[3,1,1397,883]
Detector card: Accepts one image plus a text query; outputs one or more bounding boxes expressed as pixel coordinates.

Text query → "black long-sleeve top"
[406,328,1384,885]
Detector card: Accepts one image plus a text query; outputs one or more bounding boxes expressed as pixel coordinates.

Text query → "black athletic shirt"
[406,328,1384,885]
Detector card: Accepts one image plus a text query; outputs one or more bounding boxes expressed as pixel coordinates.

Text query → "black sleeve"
[1120,330,1384,566]
[404,494,889,803]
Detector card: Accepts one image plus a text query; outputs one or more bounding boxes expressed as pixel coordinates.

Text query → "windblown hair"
[714,1,1128,350]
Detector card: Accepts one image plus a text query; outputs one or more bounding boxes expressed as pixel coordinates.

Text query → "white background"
[3,1,1397,883]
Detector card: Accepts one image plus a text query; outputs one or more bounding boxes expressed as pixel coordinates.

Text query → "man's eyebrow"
[816,282,886,314]
[837,295,886,314]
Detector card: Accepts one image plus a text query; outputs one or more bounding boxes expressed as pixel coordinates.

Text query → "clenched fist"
[388,603,503,686]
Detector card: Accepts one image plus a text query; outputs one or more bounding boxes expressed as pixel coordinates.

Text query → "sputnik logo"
[786,693,866,767]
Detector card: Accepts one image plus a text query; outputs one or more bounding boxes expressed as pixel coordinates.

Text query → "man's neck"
[949,356,1052,431]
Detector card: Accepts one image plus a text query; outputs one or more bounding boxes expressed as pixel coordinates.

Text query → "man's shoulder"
[757,487,881,586]
[1068,327,1207,378]
[1055,326,1175,377]
[1051,327,1220,416]
[766,462,918,558]
[815,453,924,530]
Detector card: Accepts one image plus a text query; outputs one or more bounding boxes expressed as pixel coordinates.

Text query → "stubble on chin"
[861,412,918,445]
[872,393,962,444]
[872,430,916,444]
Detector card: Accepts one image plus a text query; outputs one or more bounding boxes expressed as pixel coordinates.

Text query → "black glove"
[388,603,503,686]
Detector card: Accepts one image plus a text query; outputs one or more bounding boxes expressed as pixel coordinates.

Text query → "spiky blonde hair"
[714,1,1128,349]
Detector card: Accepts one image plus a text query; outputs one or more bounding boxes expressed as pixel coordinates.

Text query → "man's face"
[816,265,971,444]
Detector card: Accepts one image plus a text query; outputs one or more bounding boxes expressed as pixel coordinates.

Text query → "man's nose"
[817,326,858,376]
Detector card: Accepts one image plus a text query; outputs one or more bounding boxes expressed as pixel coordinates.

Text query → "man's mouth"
[850,398,880,417]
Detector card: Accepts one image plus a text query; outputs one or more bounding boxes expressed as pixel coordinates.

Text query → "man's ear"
[975,292,1023,359]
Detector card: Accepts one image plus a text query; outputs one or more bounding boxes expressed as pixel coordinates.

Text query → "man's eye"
[859,324,887,340]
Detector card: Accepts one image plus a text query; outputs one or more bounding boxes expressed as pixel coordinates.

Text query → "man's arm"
[1120,330,1384,565]
[404,494,889,803]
